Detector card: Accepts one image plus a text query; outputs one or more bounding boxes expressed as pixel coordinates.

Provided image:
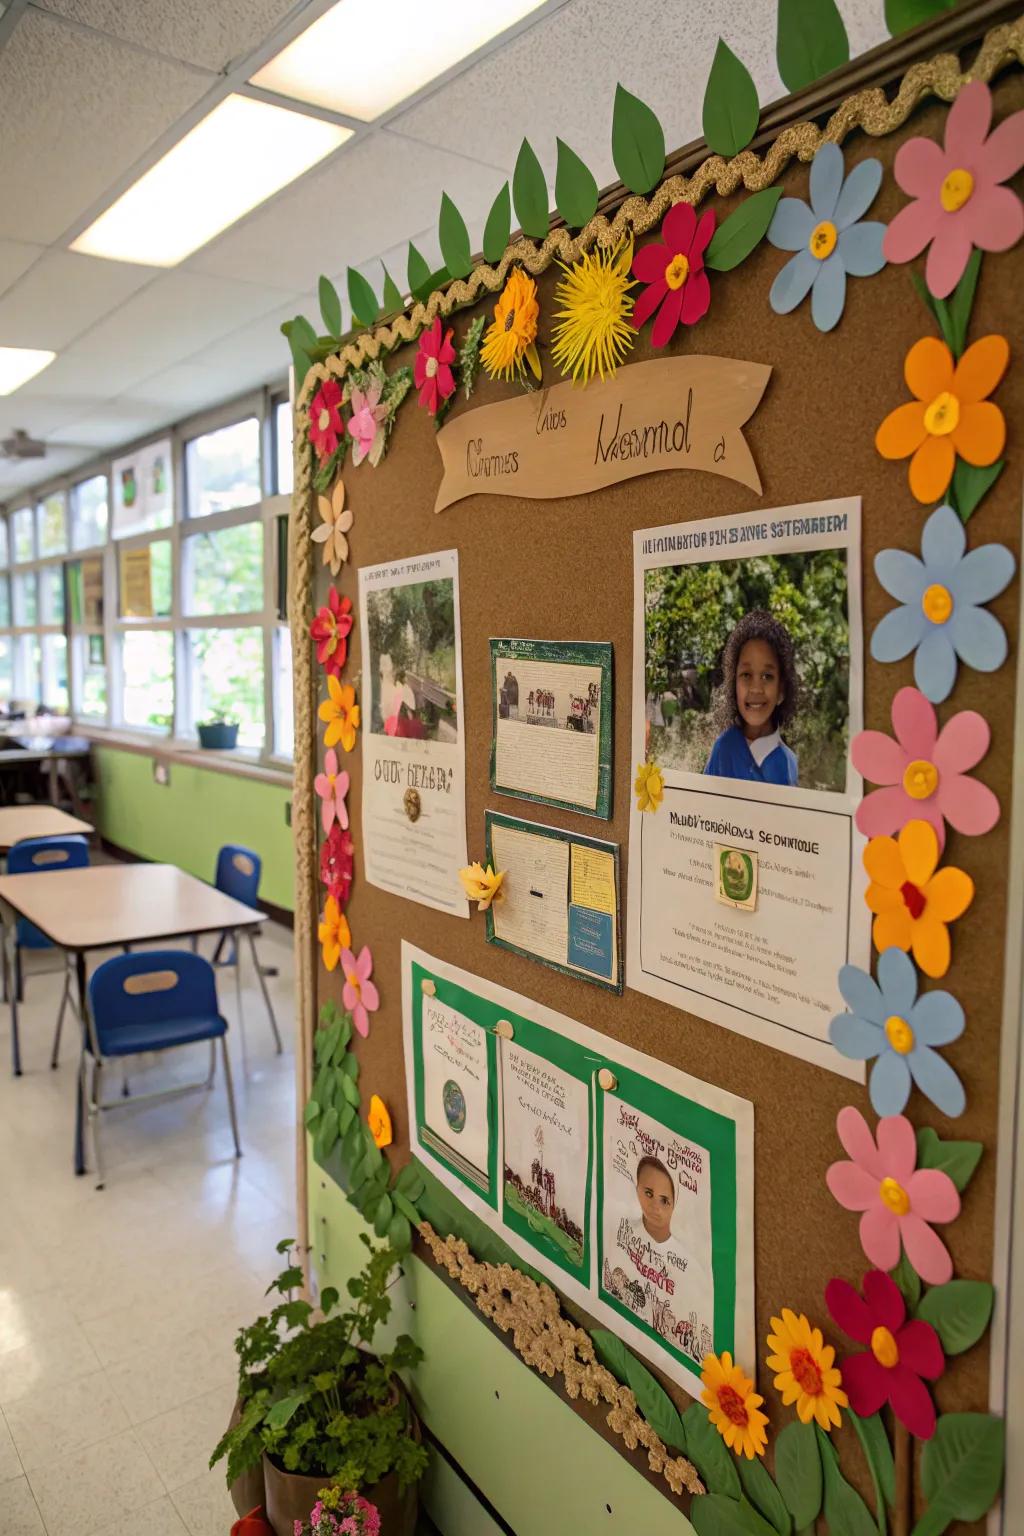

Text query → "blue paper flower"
[767,142,886,332]
[830,948,965,1117]
[873,503,1015,703]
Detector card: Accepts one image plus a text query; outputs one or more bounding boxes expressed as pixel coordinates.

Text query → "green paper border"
[489,638,613,821]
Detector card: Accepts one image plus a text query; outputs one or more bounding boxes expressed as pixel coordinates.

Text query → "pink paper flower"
[314,748,350,835]
[826,1107,959,1284]
[414,317,456,415]
[825,1269,944,1439]
[630,202,714,347]
[883,80,1024,298]
[341,945,379,1037]
[851,685,999,851]
[346,382,388,467]
[309,378,344,462]
[310,588,354,677]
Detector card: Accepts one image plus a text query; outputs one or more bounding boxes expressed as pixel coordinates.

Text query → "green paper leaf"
[916,1280,995,1355]
[392,1190,421,1225]
[917,1413,1005,1530]
[332,1016,352,1063]
[314,1105,339,1159]
[483,182,512,264]
[314,1018,340,1065]
[387,1211,413,1253]
[381,265,404,314]
[916,1127,983,1192]
[339,1072,360,1107]
[689,1495,779,1536]
[738,1454,793,1534]
[318,275,342,337]
[439,192,473,280]
[952,457,1004,523]
[776,0,849,92]
[338,1101,355,1134]
[513,138,549,240]
[407,242,431,297]
[885,0,957,36]
[372,1193,393,1237]
[891,1248,922,1311]
[289,314,319,356]
[947,248,982,357]
[611,83,665,194]
[705,187,782,271]
[590,1329,685,1450]
[341,1119,362,1173]
[347,267,378,330]
[819,1426,877,1536]
[303,1099,320,1128]
[340,1052,359,1079]
[849,1408,896,1511]
[395,1163,425,1199]
[682,1401,742,1498]
[284,315,315,382]
[555,138,599,228]
[774,1421,822,1528]
[703,39,760,158]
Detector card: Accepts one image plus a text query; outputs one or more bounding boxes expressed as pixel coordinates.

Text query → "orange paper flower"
[319,676,360,752]
[368,1094,393,1149]
[766,1309,847,1432]
[317,895,351,972]
[875,334,1008,504]
[864,818,974,979]
[701,1351,769,1459]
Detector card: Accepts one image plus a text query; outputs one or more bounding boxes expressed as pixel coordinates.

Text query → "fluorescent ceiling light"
[251,0,548,120]
[71,95,351,267]
[0,348,55,395]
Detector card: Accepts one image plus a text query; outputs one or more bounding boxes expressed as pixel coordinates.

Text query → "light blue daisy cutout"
[830,948,965,1118]
[873,503,1016,704]
[767,141,886,332]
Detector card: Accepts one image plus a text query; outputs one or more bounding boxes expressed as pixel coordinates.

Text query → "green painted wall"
[94,745,294,910]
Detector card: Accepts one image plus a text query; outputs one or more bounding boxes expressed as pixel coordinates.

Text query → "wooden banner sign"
[434,355,771,512]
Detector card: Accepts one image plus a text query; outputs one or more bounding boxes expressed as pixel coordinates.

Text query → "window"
[71,475,109,550]
[0,576,9,628]
[41,635,68,713]
[187,627,264,748]
[183,522,263,616]
[74,635,107,719]
[275,399,294,494]
[14,636,40,702]
[274,624,294,757]
[11,508,34,563]
[13,572,37,626]
[0,637,12,703]
[0,517,8,567]
[36,492,68,556]
[39,565,65,626]
[121,631,173,731]
[186,417,261,518]
[118,539,171,619]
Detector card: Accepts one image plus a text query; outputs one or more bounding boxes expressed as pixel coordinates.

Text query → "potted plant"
[298,1486,380,1536]
[211,1237,427,1536]
[198,712,239,750]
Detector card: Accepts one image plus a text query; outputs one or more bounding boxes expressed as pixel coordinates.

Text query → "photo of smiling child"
[705,611,799,786]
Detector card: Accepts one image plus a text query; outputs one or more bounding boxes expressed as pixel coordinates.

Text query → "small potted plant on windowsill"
[198,712,240,750]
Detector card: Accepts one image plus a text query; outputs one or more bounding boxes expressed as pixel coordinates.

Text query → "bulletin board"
[290,10,1024,1532]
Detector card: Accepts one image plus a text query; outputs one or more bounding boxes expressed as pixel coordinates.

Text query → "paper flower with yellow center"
[765,1308,847,1431]
[317,895,351,972]
[550,241,635,386]
[311,479,353,576]
[459,862,505,911]
[319,676,360,752]
[700,1351,768,1459]
[634,759,664,813]
[480,268,542,385]
[367,1094,393,1149]
[863,818,973,978]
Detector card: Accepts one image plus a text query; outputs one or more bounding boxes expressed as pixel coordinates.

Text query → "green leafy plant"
[458,315,487,401]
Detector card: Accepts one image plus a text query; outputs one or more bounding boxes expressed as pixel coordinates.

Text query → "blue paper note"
[567,904,613,979]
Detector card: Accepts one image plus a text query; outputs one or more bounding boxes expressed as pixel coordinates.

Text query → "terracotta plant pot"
[227,1395,267,1519]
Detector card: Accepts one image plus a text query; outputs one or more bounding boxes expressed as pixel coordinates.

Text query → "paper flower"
[314,749,350,835]
[634,760,664,813]
[310,588,354,678]
[309,378,344,462]
[550,242,636,385]
[481,268,542,384]
[863,819,974,978]
[341,945,379,1037]
[830,948,966,1117]
[826,1270,944,1439]
[883,80,1024,298]
[320,823,354,908]
[875,334,1008,504]
[459,862,505,912]
[319,677,360,752]
[872,503,1015,703]
[768,143,886,331]
[318,895,351,973]
[347,381,388,467]
[367,1094,393,1150]
[826,1106,960,1283]
[414,317,456,415]
[851,685,998,850]
[631,203,714,347]
[700,1352,768,1460]
[311,479,353,576]
[765,1309,847,1431]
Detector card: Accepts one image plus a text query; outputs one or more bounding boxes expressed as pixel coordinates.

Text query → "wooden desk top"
[0,863,265,951]
[0,806,94,853]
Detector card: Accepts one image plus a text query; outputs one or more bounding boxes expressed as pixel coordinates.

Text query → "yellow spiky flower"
[634,759,664,813]
[459,862,505,911]
[480,269,541,384]
[550,241,636,386]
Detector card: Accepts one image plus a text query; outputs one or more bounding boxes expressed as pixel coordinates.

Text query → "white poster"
[501,1041,590,1276]
[420,990,490,1192]
[358,550,468,917]
[629,498,869,1076]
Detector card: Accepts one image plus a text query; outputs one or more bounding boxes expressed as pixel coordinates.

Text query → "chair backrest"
[214,843,261,906]
[9,835,90,949]
[88,950,221,1054]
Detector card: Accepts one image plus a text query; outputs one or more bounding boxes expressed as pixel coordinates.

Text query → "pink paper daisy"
[309,378,344,462]
[341,945,379,1037]
[314,748,350,835]
[414,317,456,415]
[825,1269,944,1439]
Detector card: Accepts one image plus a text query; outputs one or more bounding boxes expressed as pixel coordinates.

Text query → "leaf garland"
[885,0,957,36]
[703,39,760,158]
[318,275,342,338]
[483,182,512,265]
[591,1329,687,1453]
[681,1401,742,1498]
[776,0,850,93]
[555,138,599,229]
[381,265,404,315]
[347,267,379,329]
[611,83,665,194]
[513,138,550,240]
[439,191,473,281]
[705,187,783,271]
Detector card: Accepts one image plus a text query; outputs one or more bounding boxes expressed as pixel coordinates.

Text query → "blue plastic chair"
[6,835,90,1076]
[84,950,241,1188]
[201,844,282,1058]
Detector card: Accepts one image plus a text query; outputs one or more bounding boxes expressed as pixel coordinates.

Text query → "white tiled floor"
[0,912,299,1536]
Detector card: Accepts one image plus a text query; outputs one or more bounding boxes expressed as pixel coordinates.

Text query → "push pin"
[421,977,436,997]
[494,1018,514,1039]
[597,1068,617,1092]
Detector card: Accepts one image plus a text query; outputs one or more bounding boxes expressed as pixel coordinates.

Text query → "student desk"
[0,806,93,852]
[0,862,266,1171]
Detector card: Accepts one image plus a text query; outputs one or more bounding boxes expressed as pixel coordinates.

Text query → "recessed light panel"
[0,348,56,395]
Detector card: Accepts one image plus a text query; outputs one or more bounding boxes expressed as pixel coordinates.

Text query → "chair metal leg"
[8,929,21,1078]
[190,934,199,955]
[233,934,248,1076]
[221,1036,242,1158]
[206,1038,217,1088]
[50,964,72,1069]
[91,1057,106,1191]
[246,931,282,1055]
[15,946,23,1004]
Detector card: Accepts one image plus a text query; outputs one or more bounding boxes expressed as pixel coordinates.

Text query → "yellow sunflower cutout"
[766,1309,847,1432]
[635,759,664,813]
[550,241,636,386]
[701,1351,769,1459]
[481,269,542,384]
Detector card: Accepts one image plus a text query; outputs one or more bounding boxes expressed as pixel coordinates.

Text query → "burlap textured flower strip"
[418,1222,703,1501]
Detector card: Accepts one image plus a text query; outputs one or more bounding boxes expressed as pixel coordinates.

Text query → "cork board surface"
[311,70,1023,1529]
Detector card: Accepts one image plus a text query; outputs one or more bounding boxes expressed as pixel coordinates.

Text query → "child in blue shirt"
[704,612,799,787]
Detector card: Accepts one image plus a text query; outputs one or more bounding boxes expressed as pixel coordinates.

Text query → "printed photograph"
[501,1042,589,1274]
[366,576,459,743]
[643,550,850,793]
[497,665,600,734]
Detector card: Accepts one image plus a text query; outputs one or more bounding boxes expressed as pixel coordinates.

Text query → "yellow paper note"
[570,843,616,916]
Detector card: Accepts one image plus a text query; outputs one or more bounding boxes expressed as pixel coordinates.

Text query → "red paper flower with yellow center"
[630,203,715,348]
[700,1351,768,1459]
[414,317,457,415]
[765,1309,847,1431]
[309,588,353,677]
[309,378,344,463]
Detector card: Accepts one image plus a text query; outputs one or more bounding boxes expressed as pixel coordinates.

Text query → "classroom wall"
[93,744,295,910]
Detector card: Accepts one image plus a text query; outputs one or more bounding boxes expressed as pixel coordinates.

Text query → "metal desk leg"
[73,950,88,1175]
[6,919,20,1077]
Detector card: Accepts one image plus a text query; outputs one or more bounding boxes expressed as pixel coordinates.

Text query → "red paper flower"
[825,1269,944,1439]
[320,822,354,907]
[310,588,353,677]
[414,317,456,415]
[631,203,715,347]
[309,378,344,462]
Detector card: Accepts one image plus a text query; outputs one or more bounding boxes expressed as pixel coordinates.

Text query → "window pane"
[0,518,8,567]
[72,475,109,550]
[0,637,12,703]
[121,631,173,731]
[41,634,68,712]
[40,565,65,625]
[275,401,293,495]
[113,440,173,537]
[36,493,68,556]
[0,575,9,627]
[13,572,37,625]
[12,509,34,563]
[184,521,263,616]
[274,624,293,757]
[186,417,261,519]
[14,635,40,703]
[118,539,171,618]
[75,634,107,718]
[189,627,264,749]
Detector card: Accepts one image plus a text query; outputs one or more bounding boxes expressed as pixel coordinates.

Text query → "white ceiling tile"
[0,394,101,440]
[49,401,184,448]
[0,251,157,352]
[0,8,211,244]
[0,240,47,303]
[0,444,93,500]
[36,0,300,72]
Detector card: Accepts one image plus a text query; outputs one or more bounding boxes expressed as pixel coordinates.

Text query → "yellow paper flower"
[701,1352,769,1460]
[481,268,542,384]
[311,478,353,575]
[317,895,351,972]
[766,1309,847,1432]
[367,1094,393,1149]
[319,676,360,752]
[550,241,635,386]
[634,759,664,813]
[459,861,505,911]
